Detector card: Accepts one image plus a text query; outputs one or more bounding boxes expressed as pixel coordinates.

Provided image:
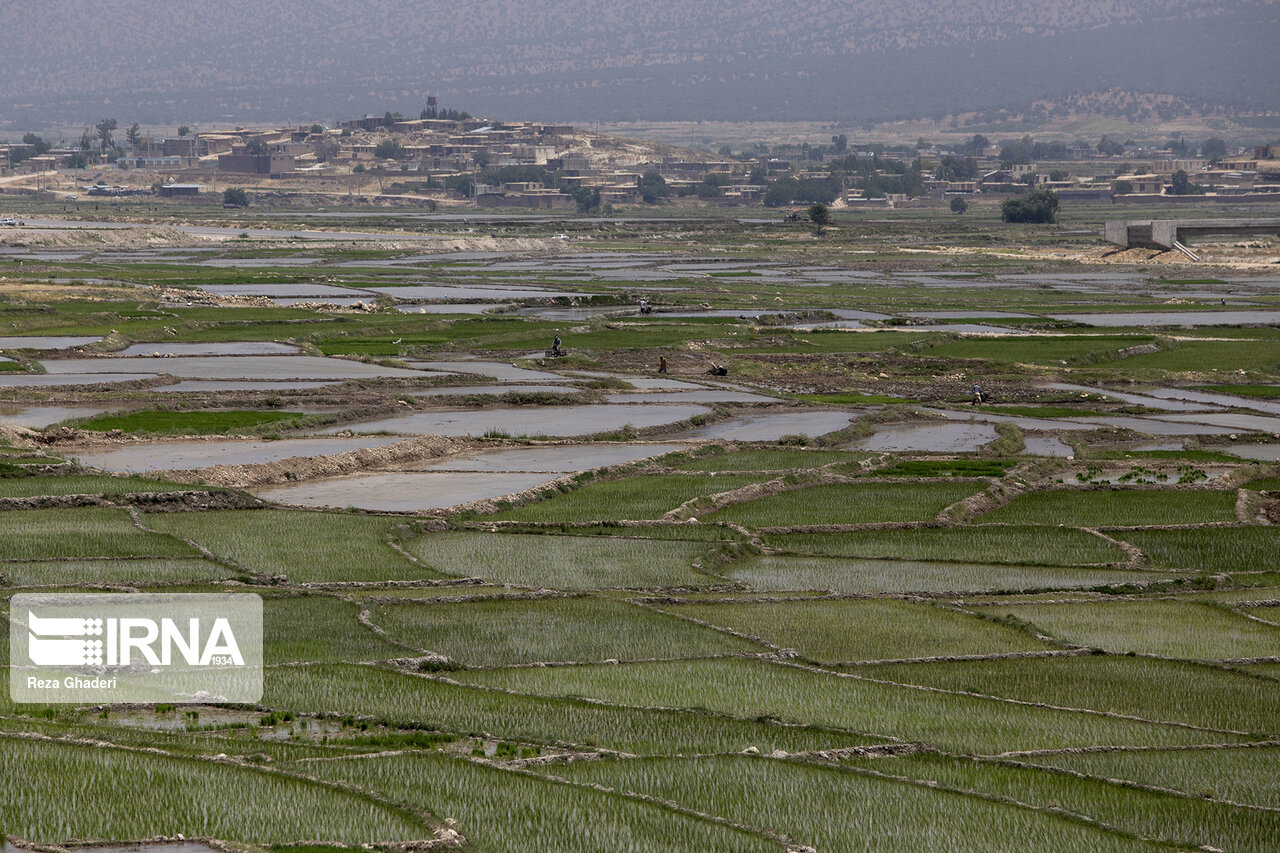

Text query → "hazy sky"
[0,1,1275,127]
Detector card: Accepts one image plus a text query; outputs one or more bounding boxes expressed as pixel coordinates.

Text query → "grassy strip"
[1203,384,1280,399]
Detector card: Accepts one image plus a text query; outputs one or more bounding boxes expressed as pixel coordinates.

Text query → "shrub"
[1001,189,1058,223]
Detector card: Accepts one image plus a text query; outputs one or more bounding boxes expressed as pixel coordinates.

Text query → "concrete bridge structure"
[1106,218,1280,255]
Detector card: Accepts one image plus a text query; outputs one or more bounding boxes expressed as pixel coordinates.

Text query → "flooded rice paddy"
[853,422,1000,453]
[315,403,710,438]
[71,436,409,473]
[686,410,857,441]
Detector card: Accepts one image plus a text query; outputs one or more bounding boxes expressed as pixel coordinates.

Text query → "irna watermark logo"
[10,593,262,704]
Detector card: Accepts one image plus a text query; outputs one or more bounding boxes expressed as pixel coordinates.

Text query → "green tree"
[309,124,324,135]
[222,187,250,207]
[637,171,669,204]
[177,125,191,137]
[807,202,831,228]
[1169,169,1206,195]
[949,196,969,214]
[374,139,404,159]
[1201,137,1227,160]
[565,185,601,213]
[21,133,51,155]
[1000,135,1035,165]
[126,122,142,149]
[1112,180,1134,195]
[1000,189,1059,223]
[962,134,989,155]
[95,118,118,152]
[1097,135,1125,156]
[245,138,270,157]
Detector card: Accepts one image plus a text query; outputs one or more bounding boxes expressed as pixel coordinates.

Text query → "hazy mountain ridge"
[1,0,1275,125]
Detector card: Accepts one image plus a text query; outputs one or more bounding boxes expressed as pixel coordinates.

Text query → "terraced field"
[4,204,1280,851]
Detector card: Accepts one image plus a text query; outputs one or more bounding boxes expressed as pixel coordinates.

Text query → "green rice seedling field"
[550,755,1180,853]
[454,658,1237,753]
[371,596,762,665]
[261,664,875,756]
[143,509,443,582]
[403,531,723,588]
[1113,526,1280,573]
[262,594,411,664]
[0,558,238,586]
[925,335,1155,365]
[0,474,202,498]
[724,555,1157,594]
[978,487,1241,526]
[302,752,781,853]
[0,507,199,560]
[663,598,1058,661]
[972,600,1280,660]
[1095,340,1280,373]
[705,480,986,527]
[864,458,1018,477]
[763,526,1128,565]
[1026,746,1280,809]
[490,474,770,522]
[860,654,1280,733]
[836,752,1280,853]
[0,737,434,844]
